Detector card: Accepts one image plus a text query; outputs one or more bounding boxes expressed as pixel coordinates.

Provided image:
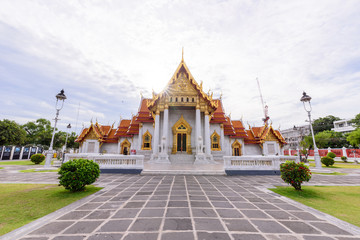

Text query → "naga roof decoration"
[210,99,227,124]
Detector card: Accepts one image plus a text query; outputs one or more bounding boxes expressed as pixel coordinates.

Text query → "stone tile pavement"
[1,165,360,240]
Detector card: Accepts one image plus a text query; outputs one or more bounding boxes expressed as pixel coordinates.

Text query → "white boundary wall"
[64,153,144,169]
[224,155,298,170]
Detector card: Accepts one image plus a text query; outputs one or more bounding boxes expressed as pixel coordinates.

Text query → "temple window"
[176,97,178,102]
[187,97,189,102]
[211,131,221,151]
[181,97,183,102]
[192,98,195,102]
[170,97,172,102]
[142,130,152,150]
[232,140,242,156]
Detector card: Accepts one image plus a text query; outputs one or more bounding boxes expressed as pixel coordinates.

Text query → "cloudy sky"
[1,0,359,134]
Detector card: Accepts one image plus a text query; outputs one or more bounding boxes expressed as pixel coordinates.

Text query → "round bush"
[30,153,45,164]
[327,152,336,159]
[280,161,312,191]
[58,159,100,192]
[321,156,335,167]
[341,156,348,162]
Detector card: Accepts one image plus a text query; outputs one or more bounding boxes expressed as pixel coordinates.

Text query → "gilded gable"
[84,130,100,140]
[265,131,279,142]
[166,72,198,96]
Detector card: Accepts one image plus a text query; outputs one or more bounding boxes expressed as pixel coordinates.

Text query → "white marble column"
[220,124,224,151]
[153,110,160,155]
[196,107,201,153]
[138,123,143,151]
[163,106,169,153]
[204,111,211,155]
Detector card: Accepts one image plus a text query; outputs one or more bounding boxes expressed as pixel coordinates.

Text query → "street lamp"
[300,91,322,169]
[62,123,71,162]
[44,89,67,168]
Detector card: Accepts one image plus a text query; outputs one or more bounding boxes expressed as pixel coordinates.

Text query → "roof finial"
[182,47,184,62]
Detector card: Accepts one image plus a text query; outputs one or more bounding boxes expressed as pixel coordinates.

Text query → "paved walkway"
[1,165,360,240]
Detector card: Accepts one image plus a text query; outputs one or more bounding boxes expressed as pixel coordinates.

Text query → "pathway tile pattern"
[0,165,360,240]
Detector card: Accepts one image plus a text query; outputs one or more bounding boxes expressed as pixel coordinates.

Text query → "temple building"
[76,55,286,164]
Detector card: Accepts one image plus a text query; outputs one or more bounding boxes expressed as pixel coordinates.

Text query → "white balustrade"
[224,155,298,170]
[64,153,144,169]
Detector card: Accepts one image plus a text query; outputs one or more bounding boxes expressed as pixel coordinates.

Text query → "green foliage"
[351,113,360,129]
[321,156,335,167]
[30,154,45,164]
[313,130,348,148]
[22,118,53,147]
[280,161,312,191]
[347,128,360,147]
[0,119,26,145]
[58,159,100,192]
[312,115,340,134]
[341,156,348,162]
[327,152,336,158]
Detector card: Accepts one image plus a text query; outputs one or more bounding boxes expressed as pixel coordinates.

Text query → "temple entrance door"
[172,115,192,154]
[177,133,187,152]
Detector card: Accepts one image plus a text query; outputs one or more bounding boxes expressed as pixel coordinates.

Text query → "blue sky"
[0,0,360,134]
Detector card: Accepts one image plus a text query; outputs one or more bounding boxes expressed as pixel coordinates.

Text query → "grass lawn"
[0,184,102,236]
[0,160,56,166]
[19,169,59,173]
[309,162,360,169]
[312,172,347,175]
[270,186,360,227]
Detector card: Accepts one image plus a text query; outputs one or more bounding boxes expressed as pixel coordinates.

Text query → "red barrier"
[346,149,360,158]
[284,150,289,155]
[330,149,342,157]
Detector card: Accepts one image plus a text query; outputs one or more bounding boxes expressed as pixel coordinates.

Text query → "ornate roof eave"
[147,59,218,111]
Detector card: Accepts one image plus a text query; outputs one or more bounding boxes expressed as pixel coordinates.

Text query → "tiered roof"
[76,122,118,143]
[230,120,248,139]
[244,125,286,145]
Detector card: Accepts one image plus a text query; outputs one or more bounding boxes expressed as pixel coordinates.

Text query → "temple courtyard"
[1,165,360,240]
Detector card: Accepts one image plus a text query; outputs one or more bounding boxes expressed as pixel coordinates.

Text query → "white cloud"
[0,0,359,132]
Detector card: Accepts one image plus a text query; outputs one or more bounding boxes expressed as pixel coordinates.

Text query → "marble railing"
[224,155,298,170]
[64,153,144,169]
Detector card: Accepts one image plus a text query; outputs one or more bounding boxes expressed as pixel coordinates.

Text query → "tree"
[299,140,310,162]
[314,130,348,148]
[351,113,360,129]
[312,115,340,134]
[0,119,26,145]
[347,128,360,148]
[22,118,53,147]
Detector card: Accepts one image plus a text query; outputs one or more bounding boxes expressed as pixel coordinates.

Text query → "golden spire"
[182,47,184,62]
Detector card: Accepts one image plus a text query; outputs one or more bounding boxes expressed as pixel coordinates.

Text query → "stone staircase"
[169,153,195,164]
[136,150,152,161]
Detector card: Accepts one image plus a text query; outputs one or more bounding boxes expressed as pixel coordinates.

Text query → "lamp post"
[44,89,67,168]
[62,123,71,161]
[300,91,322,169]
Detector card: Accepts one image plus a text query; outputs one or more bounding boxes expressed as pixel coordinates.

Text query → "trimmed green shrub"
[280,161,312,191]
[58,159,100,192]
[321,156,335,167]
[327,152,336,159]
[341,156,348,162]
[30,153,45,164]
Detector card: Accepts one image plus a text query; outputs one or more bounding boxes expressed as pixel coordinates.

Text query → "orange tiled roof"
[244,125,286,145]
[135,98,154,123]
[127,116,140,135]
[223,116,235,136]
[115,120,132,137]
[230,120,248,138]
[210,100,227,124]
